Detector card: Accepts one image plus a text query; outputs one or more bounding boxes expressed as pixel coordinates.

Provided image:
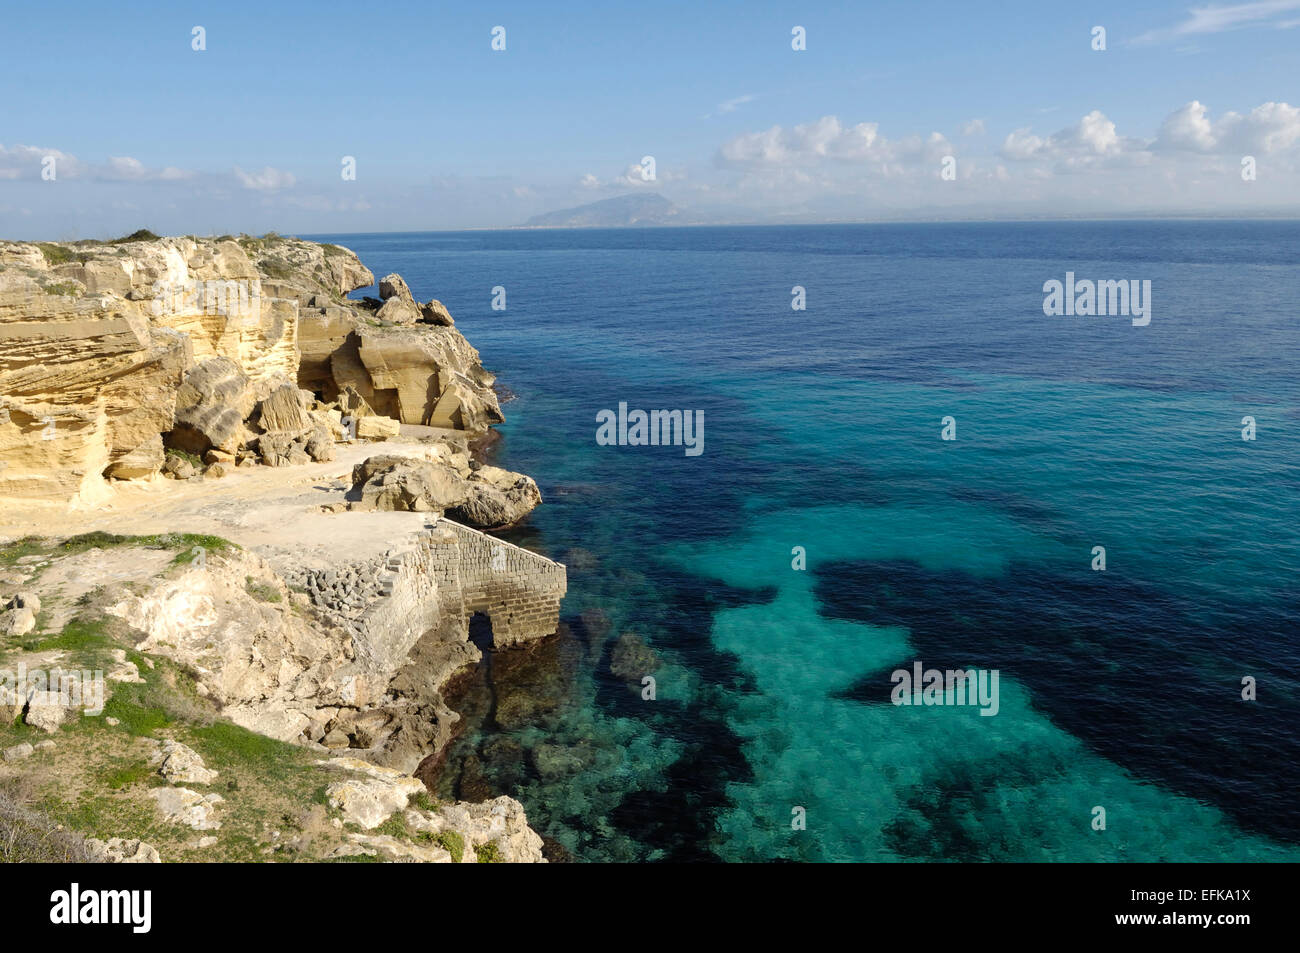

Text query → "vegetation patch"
[245,577,282,603]
[35,243,89,266]
[108,229,160,244]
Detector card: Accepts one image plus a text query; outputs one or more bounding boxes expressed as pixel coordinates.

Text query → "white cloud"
[0,146,191,182]
[961,119,986,136]
[701,94,757,119]
[1155,100,1300,153]
[1133,1,1300,44]
[234,165,296,191]
[0,144,83,179]
[718,115,952,168]
[100,156,191,181]
[1000,110,1146,165]
[717,94,755,114]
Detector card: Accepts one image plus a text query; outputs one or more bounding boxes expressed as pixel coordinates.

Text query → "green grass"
[0,536,47,567]
[42,281,81,297]
[35,243,89,266]
[98,683,172,737]
[409,790,439,812]
[418,829,464,863]
[1,530,239,571]
[22,615,117,670]
[187,720,314,783]
[323,852,383,863]
[100,758,157,791]
[44,785,163,843]
[258,258,295,281]
[373,814,409,838]
[245,577,282,603]
[476,840,502,863]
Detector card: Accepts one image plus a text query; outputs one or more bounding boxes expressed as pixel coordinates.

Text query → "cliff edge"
[0,233,563,863]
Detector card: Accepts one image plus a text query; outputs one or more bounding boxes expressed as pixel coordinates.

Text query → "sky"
[1,0,1298,237]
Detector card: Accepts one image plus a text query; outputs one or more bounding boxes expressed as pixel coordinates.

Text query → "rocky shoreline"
[0,233,565,862]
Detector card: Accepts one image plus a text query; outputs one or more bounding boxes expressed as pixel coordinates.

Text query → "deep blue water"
[309,222,1300,862]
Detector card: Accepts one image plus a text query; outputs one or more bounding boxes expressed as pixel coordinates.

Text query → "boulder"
[304,420,335,462]
[256,381,311,434]
[320,758,426,830]
[150,787,223,830]
[609,632,660,684]
[7,591,40,614]
[356,415,401,440]
[1,606,36,637]
[3,742,33,762]
[104,432,165,479]
[151,740,219,785]
[338,384,374,420]
[163,453,196,479]
[448,470,542,529]
[350,454,468,512]
[169,357,251,455]
[23,690,67,732]
[377,273,414,303]
[419,299,455,327]
[252,431,295,467]
[376,296,422,326]
[85,838,162,863]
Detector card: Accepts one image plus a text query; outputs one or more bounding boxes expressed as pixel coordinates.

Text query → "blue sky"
[2,0,1298,236]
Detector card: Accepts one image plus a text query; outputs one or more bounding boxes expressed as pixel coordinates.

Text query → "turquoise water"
[313,222,1300,861]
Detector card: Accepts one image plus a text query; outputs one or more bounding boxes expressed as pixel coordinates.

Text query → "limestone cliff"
[0,233,503,507]
[0,233,564,863]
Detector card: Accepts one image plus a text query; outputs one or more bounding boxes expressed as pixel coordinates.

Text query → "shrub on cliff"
[109,228,161,244]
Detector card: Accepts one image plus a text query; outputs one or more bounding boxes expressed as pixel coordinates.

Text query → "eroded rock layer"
[0,234,503,505]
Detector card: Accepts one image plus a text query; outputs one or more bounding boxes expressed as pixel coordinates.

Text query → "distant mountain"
[523,193,680,228]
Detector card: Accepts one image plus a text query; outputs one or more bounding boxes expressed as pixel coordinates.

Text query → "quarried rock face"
[1,234,508,505]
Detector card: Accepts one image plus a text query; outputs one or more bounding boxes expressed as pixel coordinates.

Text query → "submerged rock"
[610,632,660,684]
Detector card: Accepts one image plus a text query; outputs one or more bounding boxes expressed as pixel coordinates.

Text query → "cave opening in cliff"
[469,611,495,654]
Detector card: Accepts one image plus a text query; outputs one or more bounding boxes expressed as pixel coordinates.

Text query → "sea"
[308,221,1300,862]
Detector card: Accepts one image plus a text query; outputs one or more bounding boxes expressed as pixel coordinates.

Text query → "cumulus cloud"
[999,110,1154,168]
[0,145,191,182]
[0,144,83,180]
[100,156,191,181]
[1155,100,1300,153]
[717,115,953,169]
[961,119,986,136]
[234,165,296,191]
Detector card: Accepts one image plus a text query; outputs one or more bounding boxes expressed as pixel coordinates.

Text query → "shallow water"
[311,222,1300,861]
